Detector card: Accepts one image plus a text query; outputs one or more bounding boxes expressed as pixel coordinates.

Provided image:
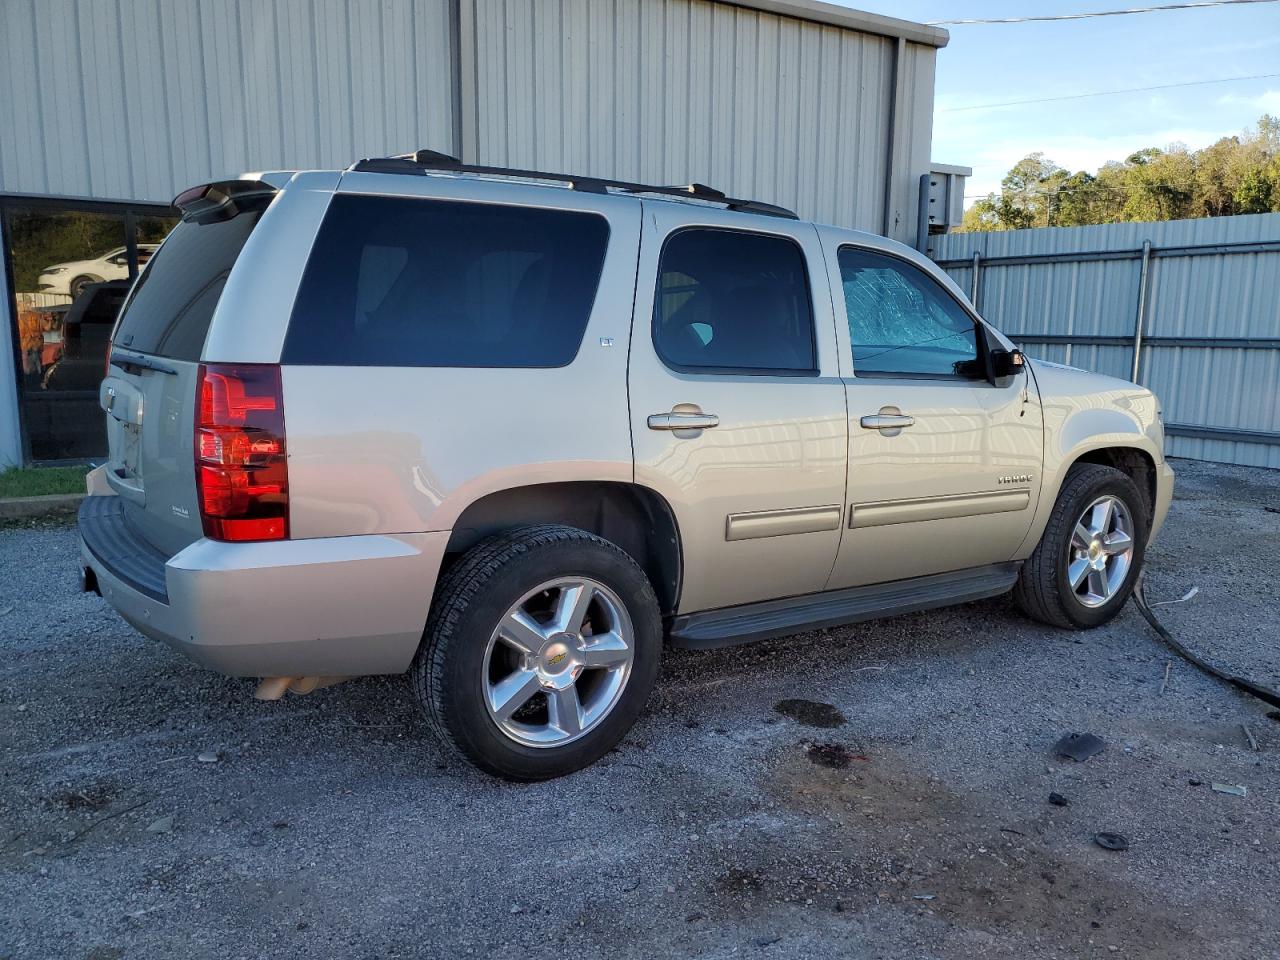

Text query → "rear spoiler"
[172,177,282,223]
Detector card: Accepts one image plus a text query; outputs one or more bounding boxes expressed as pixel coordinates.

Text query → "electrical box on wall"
[916,163,971,253]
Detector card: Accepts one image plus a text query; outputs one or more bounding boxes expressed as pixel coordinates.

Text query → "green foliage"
[1235,167,1274,213]
[958,114,1280,231]
[5,211,126,291]
[0,466,88,498]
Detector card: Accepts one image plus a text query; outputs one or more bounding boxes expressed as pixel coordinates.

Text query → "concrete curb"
[0,493,85,520]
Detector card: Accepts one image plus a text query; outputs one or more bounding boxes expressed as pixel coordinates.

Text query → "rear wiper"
[108,348,178,376]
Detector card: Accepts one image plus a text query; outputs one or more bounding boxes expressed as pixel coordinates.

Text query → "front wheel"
[69,274,102,299]
[412,525,662,780]
[1013,463,1149,629]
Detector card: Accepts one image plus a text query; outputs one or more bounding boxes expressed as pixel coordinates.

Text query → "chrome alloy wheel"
[482,577,635,748]
[1067,495,1135,608]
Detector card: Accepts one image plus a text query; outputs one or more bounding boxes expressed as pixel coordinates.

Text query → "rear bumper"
[80,495,449,677]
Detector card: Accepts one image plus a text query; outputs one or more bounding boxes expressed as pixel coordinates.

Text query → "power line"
[940,72,1280,112]
[929,0,1280,25]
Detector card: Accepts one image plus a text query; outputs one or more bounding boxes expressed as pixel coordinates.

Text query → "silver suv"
[81,153,1174,780]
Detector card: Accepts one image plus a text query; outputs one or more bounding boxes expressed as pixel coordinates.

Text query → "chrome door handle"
[860,414,914,430]
[648,412,720,431]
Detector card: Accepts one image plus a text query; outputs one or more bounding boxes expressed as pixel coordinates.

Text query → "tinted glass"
[283,195,610,367]
[654,228,815,374]
[838,247,980,378]
[114,200,267,361]
[5,204,179,460]
[77,284,130,324]
[6,206,129,459]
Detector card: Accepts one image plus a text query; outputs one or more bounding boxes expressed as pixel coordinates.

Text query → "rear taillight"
[194,363,289,542]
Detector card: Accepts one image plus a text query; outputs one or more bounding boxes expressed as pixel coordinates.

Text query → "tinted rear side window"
[653,228,816,375]
[113,200,268,361]
[283,195,610,367]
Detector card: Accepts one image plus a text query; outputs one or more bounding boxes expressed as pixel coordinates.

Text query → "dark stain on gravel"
[805,742,866,768]
[716,867,765,894]
[48,781,119,811]
[774,699,846,728]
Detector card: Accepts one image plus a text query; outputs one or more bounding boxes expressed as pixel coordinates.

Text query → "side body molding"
[849,489,1031,529]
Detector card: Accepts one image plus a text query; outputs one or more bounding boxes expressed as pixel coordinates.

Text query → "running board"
[668,562,1021,650]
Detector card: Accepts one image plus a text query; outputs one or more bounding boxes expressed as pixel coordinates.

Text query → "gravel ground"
[1,458,1277,960]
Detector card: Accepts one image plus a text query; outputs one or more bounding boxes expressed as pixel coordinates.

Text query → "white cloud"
[1215,89,1280,115]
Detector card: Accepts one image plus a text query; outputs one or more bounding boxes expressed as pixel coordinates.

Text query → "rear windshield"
[112,199,268,361]
[282,194,609,367]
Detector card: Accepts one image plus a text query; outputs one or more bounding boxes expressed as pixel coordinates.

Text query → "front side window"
[283,195,610,367]
[838,247,981,378]
[653,228,816,375]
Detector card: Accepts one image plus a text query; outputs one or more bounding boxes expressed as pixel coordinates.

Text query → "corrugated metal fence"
[931,213,1280,468]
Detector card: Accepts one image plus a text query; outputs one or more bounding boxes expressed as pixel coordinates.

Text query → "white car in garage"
[37,244,158,298]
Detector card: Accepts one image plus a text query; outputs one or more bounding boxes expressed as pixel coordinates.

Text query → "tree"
[1234,167,1274,213]
[1193,136,1241,217]
[1049,171,1114,227]
[1119,146,1195,222]
[993,153,1067,229]
[956,113,1280,231]
[960,194,1008,232]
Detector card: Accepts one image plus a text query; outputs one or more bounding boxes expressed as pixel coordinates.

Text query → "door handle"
[860,414,914,430]
[648,411,720,431]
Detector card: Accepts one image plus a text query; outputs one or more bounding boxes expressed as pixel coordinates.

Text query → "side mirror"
[991,348,1025,379]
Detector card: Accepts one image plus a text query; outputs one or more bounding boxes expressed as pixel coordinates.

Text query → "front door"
[628,206,848,614]
[819,232,1044,590]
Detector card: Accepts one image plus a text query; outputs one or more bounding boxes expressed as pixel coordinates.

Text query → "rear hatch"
[101,181,276,557]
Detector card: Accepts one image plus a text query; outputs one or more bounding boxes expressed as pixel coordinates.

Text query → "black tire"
[412,524,662,781]
[1013,463,1149,630]
[69,274,100,299]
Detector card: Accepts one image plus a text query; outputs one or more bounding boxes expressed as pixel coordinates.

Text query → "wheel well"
[443,482,682,615]
[1072,447,1156,517]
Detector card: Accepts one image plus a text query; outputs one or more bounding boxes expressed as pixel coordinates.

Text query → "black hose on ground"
[1132,573,1280,709]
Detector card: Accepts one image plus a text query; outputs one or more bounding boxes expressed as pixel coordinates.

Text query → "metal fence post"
[970,251,982,311]
[1131,240,1153,383]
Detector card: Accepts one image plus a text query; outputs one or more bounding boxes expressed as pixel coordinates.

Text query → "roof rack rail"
[348,150,798,219]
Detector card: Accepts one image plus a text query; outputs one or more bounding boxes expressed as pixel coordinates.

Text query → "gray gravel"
[2,458,1278,959]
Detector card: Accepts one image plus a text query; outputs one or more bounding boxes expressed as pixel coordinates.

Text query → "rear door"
[102,186,274,557]
[819,232,1043,589]
[628,205,848,614]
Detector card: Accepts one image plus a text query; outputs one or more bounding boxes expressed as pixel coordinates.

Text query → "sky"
[844,0,1280,204]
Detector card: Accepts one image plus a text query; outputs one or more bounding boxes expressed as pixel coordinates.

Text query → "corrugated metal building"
[0,0,950,467]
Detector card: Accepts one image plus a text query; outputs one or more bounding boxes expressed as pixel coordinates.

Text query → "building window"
[3,200,179,462]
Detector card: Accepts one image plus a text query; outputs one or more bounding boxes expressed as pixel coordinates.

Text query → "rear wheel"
[412,524,662,780]
[1014,463,1148,629]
